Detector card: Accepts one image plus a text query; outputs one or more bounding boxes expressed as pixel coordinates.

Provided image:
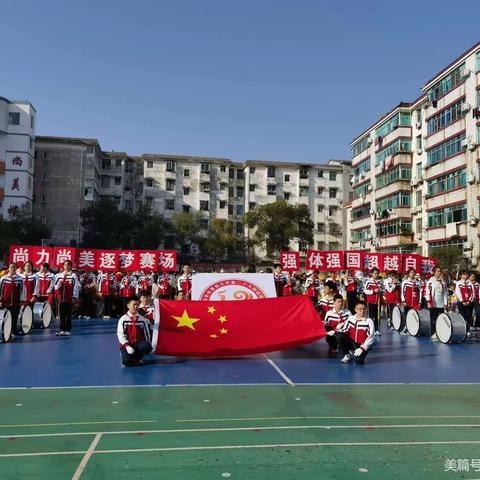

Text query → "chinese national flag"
[153,295,325,357]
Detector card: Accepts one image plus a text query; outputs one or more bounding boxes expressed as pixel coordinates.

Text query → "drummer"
[401,268,422,315]
[469,272,480,329]
[0,262,25,337]
[455,271,474,335]
[34,263,55,303]
[426,266,448,341]
[384,270,401,327]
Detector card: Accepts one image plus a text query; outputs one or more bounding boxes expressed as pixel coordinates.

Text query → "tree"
[203,219,236,262]
[430,246,466,274]
[170,211,204,261]
[244,201,314,257]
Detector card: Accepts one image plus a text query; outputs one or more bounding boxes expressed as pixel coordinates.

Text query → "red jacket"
[401,279,421,308]
[0,274,24,307]
[384,277,401,304]
[177,275,192,295]
[20,272,37,303]
[119,276,137,298]
[97,273,115,295]
[34,272,54,301]
[53,272,80,303]
[364,278,383,304]
[157,275,173,296]
[471,281,480,302]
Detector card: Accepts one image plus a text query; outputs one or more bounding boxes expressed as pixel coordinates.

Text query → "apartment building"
[0,96,36,219]
[348,41,480,265]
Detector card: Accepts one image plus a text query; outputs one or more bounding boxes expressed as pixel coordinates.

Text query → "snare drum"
[0,309,12,343]
[436,312,467,344]
[33,302,53,329]
[17,305,33,335]
[391,305,406,332]
[406,308,431,337]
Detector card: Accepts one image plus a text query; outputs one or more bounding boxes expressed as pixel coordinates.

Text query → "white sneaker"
[431,334,439,341]
[467,332,472,337]
[85,316,91,320]
[374,331,381,336]
[64,331,71,336]
[341,354,352,363]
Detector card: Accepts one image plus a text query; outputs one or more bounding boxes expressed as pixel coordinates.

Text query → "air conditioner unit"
[416,206,422,213]
[360,193,365,201]
[367,185,373,192]
[416,148,423,155]
[366,138,373,146]
[468,143,477,152]
[410,177,418,187]
[415,122,422,129]
[360,241,366,248]
[350,176,357,184]
[445,223,458,237]
[360,172,366,179]
[369,208,376,215]
[423,99,431,109]
[463,242,473,251]
[468,174,476,184]
[461,139,468,149]
[410,207,417,215]
[417,234,422,240]
[461,103,471,114]
[379,161,385,170]
[462,68,471,78]
[366,233,372,240]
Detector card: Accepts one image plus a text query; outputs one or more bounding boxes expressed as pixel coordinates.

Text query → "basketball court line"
[2,439,480,459]
[71,433,102,480]
[264,355,295,385]
[0,420,156,429]
[3,423,480,439]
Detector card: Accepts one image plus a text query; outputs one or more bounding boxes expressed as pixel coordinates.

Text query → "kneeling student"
[324,294,351,356]
[117,296,152,367]
[336,300,375,365]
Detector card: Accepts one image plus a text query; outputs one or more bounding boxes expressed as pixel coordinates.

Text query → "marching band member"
[119,272,138,314]
[156,272,174,299]
[20,261,37,306]
[426,266,448,341]
[52,260,80,336]
[282,273,296,296]
[138,290,155,325]
[401,268,421,314]
[363,268,383,335]
[117,296,152,367]
[0,262,25,337]
[97,270,115,318]
[469,272,480,329]
[455,271,474,335]
[34,263,54,303]
[384,270,401,326]
[343,270,357,313]
[177,264,193,300]
[137,271,153,295]
[317,280,337,320]
[273,264,287,297]
[305,271,320,306]
[324,294,351,356]
[336,300,375,365]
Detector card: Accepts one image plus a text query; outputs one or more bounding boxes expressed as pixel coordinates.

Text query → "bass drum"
[0,309,12,343]
[391,305,405,332]
[17,305,33,335]
[436,312,466,344]
[33,302,53,329]
[406,308,431,337]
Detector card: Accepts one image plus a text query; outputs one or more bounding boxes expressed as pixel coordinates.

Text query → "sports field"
[1,319,480,479]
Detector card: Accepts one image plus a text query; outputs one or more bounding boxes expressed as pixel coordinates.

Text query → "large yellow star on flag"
[172,310,200,330]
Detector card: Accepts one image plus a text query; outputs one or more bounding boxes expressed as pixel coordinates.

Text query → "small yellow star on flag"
[172,310,199,331]
[219,328,228,335]
[207,306,216,314]
[218,315,227,323]
[210,334,218,339]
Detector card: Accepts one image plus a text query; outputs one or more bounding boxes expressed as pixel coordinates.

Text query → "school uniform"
[117,312,152,366]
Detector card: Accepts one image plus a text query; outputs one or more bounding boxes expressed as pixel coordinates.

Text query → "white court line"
[3,423,480,439]
[2,439,480,458]
[176,415,480,423]
[264,356,295,386]
[71,433,102,480]
[0,420,156,429]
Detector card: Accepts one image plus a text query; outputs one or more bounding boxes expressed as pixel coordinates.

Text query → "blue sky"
[1,0,479,162]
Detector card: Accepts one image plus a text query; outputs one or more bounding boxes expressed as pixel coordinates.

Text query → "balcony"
[378,126,412,149]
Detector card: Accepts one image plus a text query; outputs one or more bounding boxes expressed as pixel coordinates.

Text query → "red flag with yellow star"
[152,295,325,357]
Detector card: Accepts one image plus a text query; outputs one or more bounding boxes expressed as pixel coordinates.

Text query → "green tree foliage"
[244,201,314,257]
[203,218,236,262]
[430,246,467,274]
[170,211,204,260]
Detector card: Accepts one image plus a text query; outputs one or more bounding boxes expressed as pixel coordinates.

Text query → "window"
[145,197,153,207]
[201,162,210,173]
[183,187,190,195]
[416,136,422,151]
[351,203,371,221]
[267,166,276,177]
[376,139,412,165]
[329,207,337,217]
[353,158,371,177]
[236,186,244,198]
[8,112,20,125]
[351,137,370,157]
[124,200,132,210]
[165,199,175,210]
[42,173,48,181]
[426,169,466,197]
[236,205,244,215]
[249,184,256,192]
[416,189,422,205]
[30,115,34,129]
[229,167,235,179]
[477,51,480,72]
[284,174,290,182]
[376,220,412,237]
[317,223,325,233]
[86,146,95,154]
[317,187,324,195]
[353,183,369,200]
[102,158,111,169]
[267,185,276,195]
[351,228,370,243]
[317,204,324,212]
[427,63,465,101]
[318,170,323,178]
[29,138,33,150]
[220,165,227,173]
[284,192,290,200]
[101,176,110,188]
[229,187,234,197]
[220,183,227,191]
[317,241,326,250]
[27,177,32,190]
[427,203,467,227]
[219,200,226,209]
[183,205,190,213]
[184,169,190,177]
[145,178,154,187]
[376,192,411,211]
[166,161,175,172]
[427,133,466,166]
[375,112,411,138]
[115,159,122,167]
[299,241,308,253]
[237,169,244,180]
[300,168,309,179]
[200,200,209,211]
[228,205,233,215]
[236,222,243,235]
[416,218,422,234]
[114,177,121,186]
[147,161,153,168]
[166,179,175,191]
[329,222,342,236]
[201,219,209,229]
[250,167,256,174]
[201,183,210,193]
[329,188,337,199]
[376,166,411,189]
[41,216,47,225]
[416,109,422,123]
[84,188,91,197]
[329,171,337,181]
[249,202,256,209]
[427,100,464,135]
[300,186,309,196]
